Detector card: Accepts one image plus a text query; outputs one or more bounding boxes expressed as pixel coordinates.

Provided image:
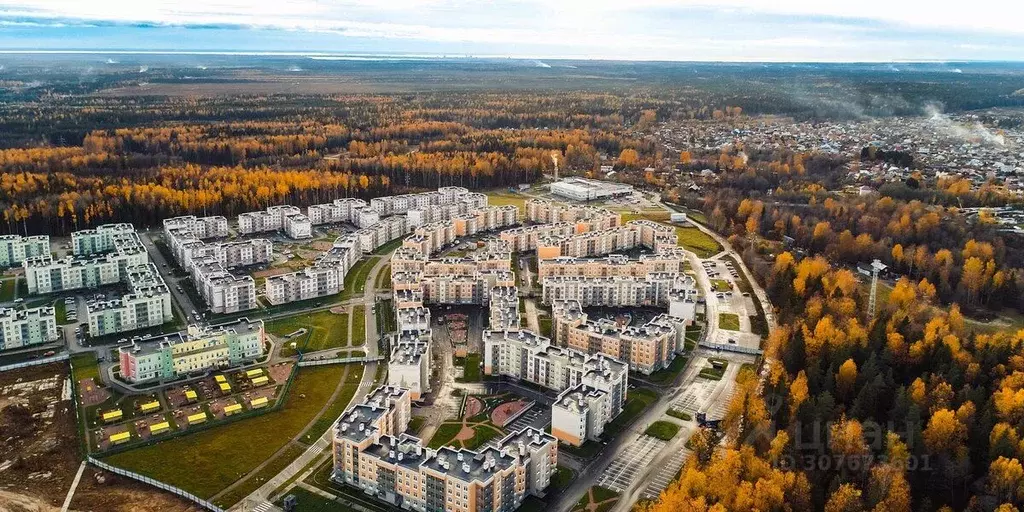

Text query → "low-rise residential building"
[0,306,59,351]
[118,318,265,383]
[0,234,49,268]
[87,263,173,337]
[332,385,557,512]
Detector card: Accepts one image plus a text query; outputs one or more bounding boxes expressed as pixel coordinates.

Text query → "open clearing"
[268,310,350,357]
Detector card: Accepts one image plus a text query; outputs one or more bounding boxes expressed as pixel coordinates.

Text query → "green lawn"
[667,409,692,421]
[268,310,350,357]
[676,226,721,258]
[71,352,100,382]
[644,420,681,441]
[551,466,576,491]
[0,278,16,301]
[699,358,729,381]
[463,424,503,450]
[408,416,426,435]
[458,353,481,382]
[299,365,364,444]
[274,486,339,511]
[350,305,366,346]
[374,264,392,289]
[603,388,659,439]
[426,422,463,449]
[341,257,379,300]
[372,237,407,256]
[711,279,732,292]
[214,443,307,508]
[538,316,552,338]
[644,355,688,385]
[104,365,346,500]
[572,486,620,512]
[719,313,740,331]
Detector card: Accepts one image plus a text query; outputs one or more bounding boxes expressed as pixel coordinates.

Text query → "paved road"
[138,229,200,316]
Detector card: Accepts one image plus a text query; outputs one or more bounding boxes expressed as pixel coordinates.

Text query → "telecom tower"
[867,259,888,321]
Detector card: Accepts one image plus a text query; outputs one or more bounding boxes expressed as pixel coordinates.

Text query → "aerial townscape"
[4,4,1024,512]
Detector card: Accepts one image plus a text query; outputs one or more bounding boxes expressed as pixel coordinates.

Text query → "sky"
[0,0,1022,62]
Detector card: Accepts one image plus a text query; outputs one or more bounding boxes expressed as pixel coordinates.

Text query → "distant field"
[484,191,529,219]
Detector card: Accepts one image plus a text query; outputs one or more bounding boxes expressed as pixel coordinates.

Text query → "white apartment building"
[87,263,173,337]
[284,212,313,239]
[0,306,59,351]
[0,234,49,268]
[388,331,431,400]
[238,205,310,239]
[551,384,616,446]
[162,215,229,240]
[25,225,148,295]
[306,198,367,225]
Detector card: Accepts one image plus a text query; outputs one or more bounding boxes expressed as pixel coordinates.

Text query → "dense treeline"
[643,250,1024,511]
[0,92,669,235]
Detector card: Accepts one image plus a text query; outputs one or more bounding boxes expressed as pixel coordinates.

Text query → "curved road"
[233,252,395,511]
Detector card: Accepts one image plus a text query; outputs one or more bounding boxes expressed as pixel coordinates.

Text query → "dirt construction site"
[0,362,199,512]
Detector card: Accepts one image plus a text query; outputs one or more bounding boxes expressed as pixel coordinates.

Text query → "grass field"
[341,257,379,299]
[644,355,688,385]
[213,443,306,507]
[719,313,740,331]
[676,226,721,258]
[620,212,721,257]
[484,190,529,219]
[350,305,366,346]
[375,264,392,289]
[268,310,350,357]
[372,237,407,256]
[645,420,681,441]
[667,409,692,421]
[458,353,481,382]
[299,365,364,444]
[0,278,16,301]
[426,423,463,449]
[711,279,732,292]
[71,352,100,382]
[104,365,346,500]
[699,358,729,381]
[603,388,659,438]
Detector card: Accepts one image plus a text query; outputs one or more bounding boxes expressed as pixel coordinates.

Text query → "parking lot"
[641,447,691,500]
[504,406,550,432]
[595,435,667,493]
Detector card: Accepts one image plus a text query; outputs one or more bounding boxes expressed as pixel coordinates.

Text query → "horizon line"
[0,49,1021,65]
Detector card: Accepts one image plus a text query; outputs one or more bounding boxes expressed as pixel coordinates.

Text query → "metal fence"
[88,457,225,512]
[297,356,383,367]
[0,352,69,373]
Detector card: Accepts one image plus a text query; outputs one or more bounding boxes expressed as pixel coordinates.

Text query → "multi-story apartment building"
[25,224,148,295]
[118,318,265,383]
[87,263,173,337]
[551,384,616,446]
[498,223,576,254]
[0,306,59,351]
[191,258,258,314]
[488,286,520,331]
[550,300,687,375]
[397,305,431,332]
[524,199,622,229]
[306,198,368,226]
[540,273,692,308]
[482,328,627,445]
[237,205,312,239]
[389,331,431,400]
[0,234,49,268]
[537,251,689,280]
[332,385,557,512]
[162,215,229,240]
[284,211,313,239]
